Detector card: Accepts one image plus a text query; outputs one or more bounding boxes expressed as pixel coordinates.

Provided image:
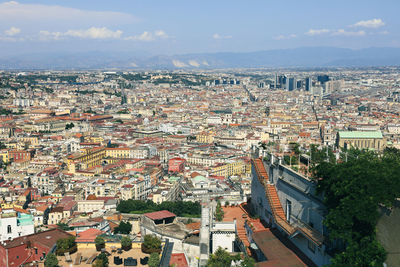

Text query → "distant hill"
[1,47,400,70]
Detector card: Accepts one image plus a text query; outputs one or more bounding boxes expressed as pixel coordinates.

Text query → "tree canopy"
[117,199,201,217]
[313,148,400,266]
[142,235,162,254]
[215,201,224,221]
[121,236,132,250]
[207,247,255,267]
[55,236,76,255]
[114,221,132,234]
[148,252,160,267]
[44,253,58,267]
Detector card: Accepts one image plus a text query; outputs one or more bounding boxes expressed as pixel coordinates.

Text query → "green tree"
[95,236,105,251]
[114,221,132,234]
[313,148,400,266]
[44,253,58,267]
[92,259,105,267]
[0,141,6,149]
[95,252,109,266]
[207,247,232,267]
[56,236,76,255]
[120,236,132,251]
[142,235,161,254]
[57,222,71,231]
[241,256,257,267]
[215,201,224,221]
[148,252,160,267]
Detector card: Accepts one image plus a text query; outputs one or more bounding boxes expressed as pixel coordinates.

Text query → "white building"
[0,210,35,241]
[250,157,331,266]
[211,221,236,253]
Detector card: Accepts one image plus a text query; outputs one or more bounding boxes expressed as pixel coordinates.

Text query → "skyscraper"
[305,77,312,91]
[287,77,296,91]
[317,75,330,84]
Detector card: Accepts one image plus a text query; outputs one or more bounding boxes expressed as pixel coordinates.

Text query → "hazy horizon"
[0,0,399,58]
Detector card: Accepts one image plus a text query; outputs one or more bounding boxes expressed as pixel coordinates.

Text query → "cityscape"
[1,1,400,267]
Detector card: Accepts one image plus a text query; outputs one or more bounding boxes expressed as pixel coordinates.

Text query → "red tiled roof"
[76,228,104,243]
[144,210,176,220]
[169,253,188,267]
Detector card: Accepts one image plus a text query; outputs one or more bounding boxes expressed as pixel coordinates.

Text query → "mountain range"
[1,47,399,70]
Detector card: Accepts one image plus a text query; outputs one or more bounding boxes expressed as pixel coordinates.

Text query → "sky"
[0,0,399,57]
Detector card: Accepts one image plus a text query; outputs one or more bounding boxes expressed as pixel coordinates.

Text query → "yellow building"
[105,147,131,158]
[89,136,104,143]
[337,131,386,151]
[67,146,106,173]
[211,160,248,177]
[21,137,39,147]
[196,132,215,144]
[0,150,9,163]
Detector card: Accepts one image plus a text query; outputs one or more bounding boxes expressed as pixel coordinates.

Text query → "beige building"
[337,131,386,151]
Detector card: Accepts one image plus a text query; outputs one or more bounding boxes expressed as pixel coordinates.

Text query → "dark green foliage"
[117,109,129,114]
[148,252,160,267]
[0,108,13,115]
[116,200,201,217]
[215,201,224,221]
[0,141,6,149]
[92,259,104,267]
[207,248,256,267]
[44,253,58,267]
[95,236,105,251]
[207,247,233,267]
[65,123,75,130]
[96,252,109,266]
[121,236,132,250]
[56,236,77,256]
[309,144,336,166]
[313,148,400,266]
[77,90,96,95]
[57,222,71,231]
[114,221,132,234]
[142,235,162,254]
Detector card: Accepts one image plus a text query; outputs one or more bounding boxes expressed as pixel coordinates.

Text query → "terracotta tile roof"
[144,210,176,220]
[76,228,104,243]
[169,253,188,267]
[185,222,201,231]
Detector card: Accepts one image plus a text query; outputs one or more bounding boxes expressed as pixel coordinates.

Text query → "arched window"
[7,225,12,234]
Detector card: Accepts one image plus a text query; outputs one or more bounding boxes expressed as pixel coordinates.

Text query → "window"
[35,248,38,254]
[7,225,11,234]
[308,240,316,253]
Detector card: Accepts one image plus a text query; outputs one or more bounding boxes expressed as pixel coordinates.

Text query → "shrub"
[95,236,105,251]
[121,236,132,251]
[44,253,58,267]
[141,235,161,254]
[148,252,160,267]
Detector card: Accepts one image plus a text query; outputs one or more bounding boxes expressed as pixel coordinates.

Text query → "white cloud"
[65,27,122,39]
[5,26,20,36]
[0,1,135,26]
[213,33,232,40]
[38,27,122,40]
[125,30,169,41]
[39,30,63,40]
[202,61,209,66]
[332,29,366,36]
[305,29,330,36]
[155,30,168,39]
[172,60,187,68]
[352,18,385,28]
[273,34,297,40]
[188,60,200,67]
